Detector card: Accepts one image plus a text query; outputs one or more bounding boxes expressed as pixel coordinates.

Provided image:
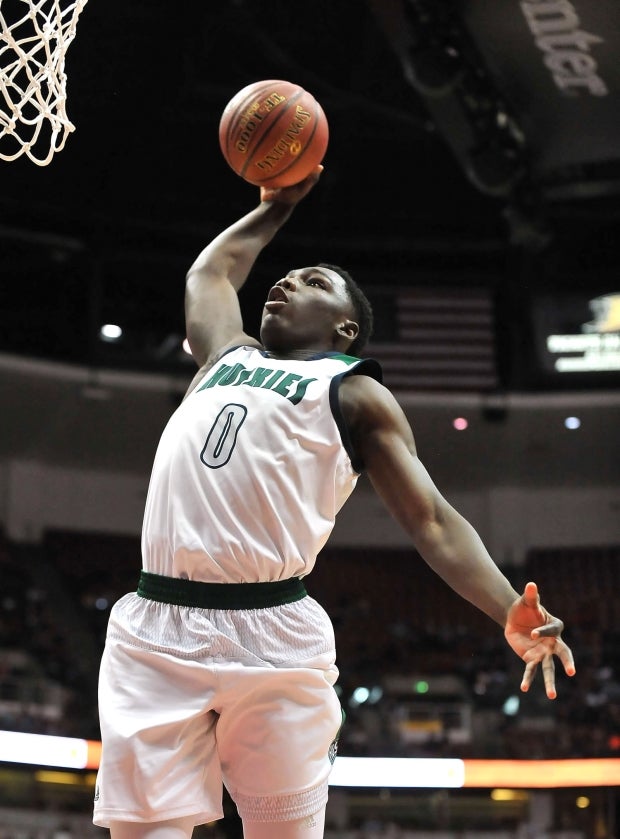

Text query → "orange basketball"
[218,80,329,188]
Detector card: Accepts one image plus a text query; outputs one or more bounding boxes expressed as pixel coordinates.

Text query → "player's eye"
[306,277,325,288]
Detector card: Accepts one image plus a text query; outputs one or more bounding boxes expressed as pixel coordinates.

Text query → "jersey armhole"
[329,357,383,473]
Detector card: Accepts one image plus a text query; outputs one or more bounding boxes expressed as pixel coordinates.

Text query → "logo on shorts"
[94,785,100,802]
[329,707,345,764]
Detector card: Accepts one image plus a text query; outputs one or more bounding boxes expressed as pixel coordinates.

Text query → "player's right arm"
[340,374,575,698]
[184,167,323,370]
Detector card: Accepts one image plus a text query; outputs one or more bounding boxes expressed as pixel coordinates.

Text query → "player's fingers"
[297,165,323,191]
[522,580,540,608]
[260,186,279,202]
[541,654,557,700]
[531,616,564,639]
[261,166,323,204]
[556,639,577,677]
[520,659,538,693]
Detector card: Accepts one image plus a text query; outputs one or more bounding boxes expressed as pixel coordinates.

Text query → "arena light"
[0,730,101,770]
[502,695,520,716]
[349,686,371,707]
[99,323,122,342]
[464,759,620,788]
[491,789,529,801]
[329,757,465,788]
[35,770,90,786]
[2,731,620,788]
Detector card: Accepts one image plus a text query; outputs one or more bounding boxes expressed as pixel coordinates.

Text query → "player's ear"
[336,319,359,342]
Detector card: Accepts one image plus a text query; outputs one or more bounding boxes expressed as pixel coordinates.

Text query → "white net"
[0,0,89,165]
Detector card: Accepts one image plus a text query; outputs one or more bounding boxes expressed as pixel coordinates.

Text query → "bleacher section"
[2,530,618,764]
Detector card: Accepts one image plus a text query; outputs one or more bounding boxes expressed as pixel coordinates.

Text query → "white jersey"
[141,346,381,583]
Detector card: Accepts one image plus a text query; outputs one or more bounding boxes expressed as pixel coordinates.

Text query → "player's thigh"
[218,663,342,803]
[96,639,222,825]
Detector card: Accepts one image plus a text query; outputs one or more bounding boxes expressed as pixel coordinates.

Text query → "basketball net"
[0,0,89,166]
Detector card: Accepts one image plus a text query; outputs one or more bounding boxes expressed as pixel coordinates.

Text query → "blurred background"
[1,0,620,836]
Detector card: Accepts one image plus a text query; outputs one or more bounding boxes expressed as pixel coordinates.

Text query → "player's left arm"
[340,374,576,697]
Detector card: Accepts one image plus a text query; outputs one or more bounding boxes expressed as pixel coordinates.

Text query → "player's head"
[260,264,373,356]
[318,263,373,356]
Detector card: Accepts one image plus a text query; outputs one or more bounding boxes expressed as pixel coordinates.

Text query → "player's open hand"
[260,165,323,205]
[504,581,576,699]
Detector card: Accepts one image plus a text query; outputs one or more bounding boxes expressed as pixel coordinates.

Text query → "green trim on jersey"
[329,352,363,366]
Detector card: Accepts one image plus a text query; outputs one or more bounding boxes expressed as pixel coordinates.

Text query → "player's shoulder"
[340,369,384,394]
[203,338,263,369]
[339,371,402,429]
[184,339,263,398]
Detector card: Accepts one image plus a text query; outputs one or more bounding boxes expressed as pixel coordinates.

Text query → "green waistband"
[137,571,307,610]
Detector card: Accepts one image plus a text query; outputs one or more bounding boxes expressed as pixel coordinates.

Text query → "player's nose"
[277,277,297,291]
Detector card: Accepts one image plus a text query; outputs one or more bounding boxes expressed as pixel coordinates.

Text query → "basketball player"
[93,167,575,839]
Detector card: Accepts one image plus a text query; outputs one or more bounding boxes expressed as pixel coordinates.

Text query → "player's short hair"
[318,263,373,356]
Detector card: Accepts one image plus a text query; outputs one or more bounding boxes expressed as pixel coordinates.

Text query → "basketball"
[218,80,329,189]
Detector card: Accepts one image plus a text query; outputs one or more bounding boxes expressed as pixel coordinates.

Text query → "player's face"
[260,266,357,353]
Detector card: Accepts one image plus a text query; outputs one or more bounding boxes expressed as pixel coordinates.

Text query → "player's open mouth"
[265,286,289,310]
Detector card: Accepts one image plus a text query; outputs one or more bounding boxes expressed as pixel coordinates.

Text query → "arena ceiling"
[1,0,619,387]
[0,0,619,509]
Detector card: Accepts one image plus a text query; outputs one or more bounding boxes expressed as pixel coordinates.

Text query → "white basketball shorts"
[93,590,343,827]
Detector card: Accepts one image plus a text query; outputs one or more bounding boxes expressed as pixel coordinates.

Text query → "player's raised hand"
[260,165,323,205]
[504,581,576,699]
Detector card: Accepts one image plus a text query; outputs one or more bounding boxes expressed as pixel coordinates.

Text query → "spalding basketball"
[218,80,329,188]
